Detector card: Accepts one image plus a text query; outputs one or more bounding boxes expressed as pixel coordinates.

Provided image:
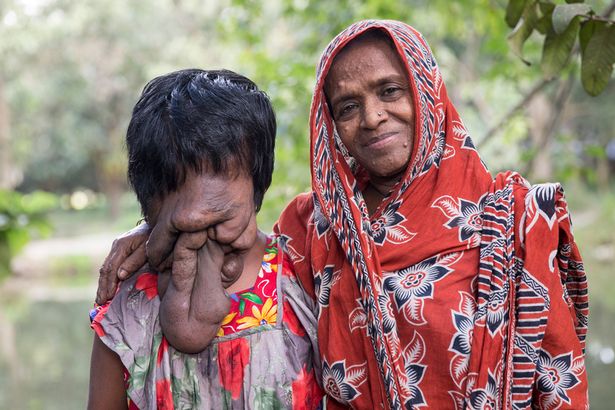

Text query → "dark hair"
[126,68,276,218]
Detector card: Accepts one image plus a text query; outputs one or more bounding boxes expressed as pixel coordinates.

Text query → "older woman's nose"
[361,100,386,129]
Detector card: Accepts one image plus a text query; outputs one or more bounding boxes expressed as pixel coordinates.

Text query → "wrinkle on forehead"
[325,37,406,107]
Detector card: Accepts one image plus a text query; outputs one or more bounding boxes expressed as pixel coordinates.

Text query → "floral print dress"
[91,236,323,409]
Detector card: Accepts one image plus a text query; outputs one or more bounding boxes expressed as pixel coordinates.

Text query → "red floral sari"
[275,20,588,409]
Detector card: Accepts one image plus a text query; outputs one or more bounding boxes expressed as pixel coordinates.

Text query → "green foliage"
[1,0,614,224]
[581,21,615,95]
[0,190,57,279]
[504,0,615,95]
[552,3,592,33]
[507,0,530,28]
[49,255,95,286]
[508,3,539,64]
[541,15,580,77]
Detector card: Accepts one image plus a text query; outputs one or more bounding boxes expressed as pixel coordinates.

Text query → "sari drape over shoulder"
[275,20,588,409]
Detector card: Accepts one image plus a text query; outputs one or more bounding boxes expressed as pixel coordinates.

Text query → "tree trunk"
[597,155,610,192]
[525,78,574,182]
[94,109,127,221]
[103,174,124,220]
[526,94,554,182]
[0,77,20,189]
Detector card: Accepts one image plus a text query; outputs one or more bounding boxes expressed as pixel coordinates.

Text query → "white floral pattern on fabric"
[536,350,584,408]
[382,253,460,326]
[432,194,486,247]
[321,359,368,405]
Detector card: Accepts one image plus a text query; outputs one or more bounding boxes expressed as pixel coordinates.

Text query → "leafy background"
[0,0,614,408]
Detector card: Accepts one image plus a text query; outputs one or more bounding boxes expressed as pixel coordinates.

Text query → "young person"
[88,68,322,409]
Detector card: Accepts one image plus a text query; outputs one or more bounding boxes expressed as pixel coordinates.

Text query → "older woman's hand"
[96,223,151,304]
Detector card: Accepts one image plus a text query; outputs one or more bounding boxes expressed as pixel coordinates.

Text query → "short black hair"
[126,69,276,218]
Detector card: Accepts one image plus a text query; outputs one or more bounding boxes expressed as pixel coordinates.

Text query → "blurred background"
[0,0,613,408]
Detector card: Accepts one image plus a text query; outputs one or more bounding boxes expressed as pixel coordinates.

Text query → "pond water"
[0,279,613,409]
[0,297,92,409]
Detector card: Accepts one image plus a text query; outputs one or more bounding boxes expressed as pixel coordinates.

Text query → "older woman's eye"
[382,86,401,97]
[337,103,358,118]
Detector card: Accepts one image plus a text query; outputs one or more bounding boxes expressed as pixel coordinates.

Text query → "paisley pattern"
[275,20,589,409]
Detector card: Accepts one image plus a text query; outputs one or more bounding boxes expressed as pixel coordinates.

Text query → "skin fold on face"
[148,165,260,289]
[325,34,416,200]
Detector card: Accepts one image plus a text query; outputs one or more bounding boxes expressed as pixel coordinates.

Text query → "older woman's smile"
[364,131,400,148]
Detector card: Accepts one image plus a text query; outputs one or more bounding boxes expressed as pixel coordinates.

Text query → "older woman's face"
[325,36,415,182]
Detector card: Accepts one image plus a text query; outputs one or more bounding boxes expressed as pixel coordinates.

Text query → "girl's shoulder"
[90,270,161,339]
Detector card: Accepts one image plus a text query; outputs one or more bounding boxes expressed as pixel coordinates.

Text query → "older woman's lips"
[364,132,398,149]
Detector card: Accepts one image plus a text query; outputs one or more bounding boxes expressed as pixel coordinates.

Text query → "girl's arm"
[159,233,230,354]
[88,335,128,410]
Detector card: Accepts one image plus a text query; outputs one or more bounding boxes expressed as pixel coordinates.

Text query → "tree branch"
[479,78,554,146]
[602,0,615,19]
[522,75,575,176]
[479,0,615,146]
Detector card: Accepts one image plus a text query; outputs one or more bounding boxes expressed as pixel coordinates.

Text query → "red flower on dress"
[89,304,110,337]
[135,273,159,300]
[157,337,169,366]
[218,338,251,400]
[155,378,174,410]
[292,365,323,409]
[283,300,306,337]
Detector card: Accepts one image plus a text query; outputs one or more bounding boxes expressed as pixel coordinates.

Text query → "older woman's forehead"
[325,36,407,96]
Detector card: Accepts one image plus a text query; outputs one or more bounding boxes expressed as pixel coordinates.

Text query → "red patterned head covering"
[277,19,588,409]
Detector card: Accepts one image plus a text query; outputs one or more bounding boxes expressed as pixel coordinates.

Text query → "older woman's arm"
[159,232,230,354]
[88,335,128,410]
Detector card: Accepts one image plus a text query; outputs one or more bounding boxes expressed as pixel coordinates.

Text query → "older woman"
[98,20,589,409]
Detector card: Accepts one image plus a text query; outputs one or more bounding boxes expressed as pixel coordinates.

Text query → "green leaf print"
[241,292,263,305]
[239,299,246,316]
[265,245,278,255]
[253,387,283,410]
[128,355,150,391]
[221,389,232,410]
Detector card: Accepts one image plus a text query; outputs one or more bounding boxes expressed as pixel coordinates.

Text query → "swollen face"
[149,167,258,288]
[324,35,415,185]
